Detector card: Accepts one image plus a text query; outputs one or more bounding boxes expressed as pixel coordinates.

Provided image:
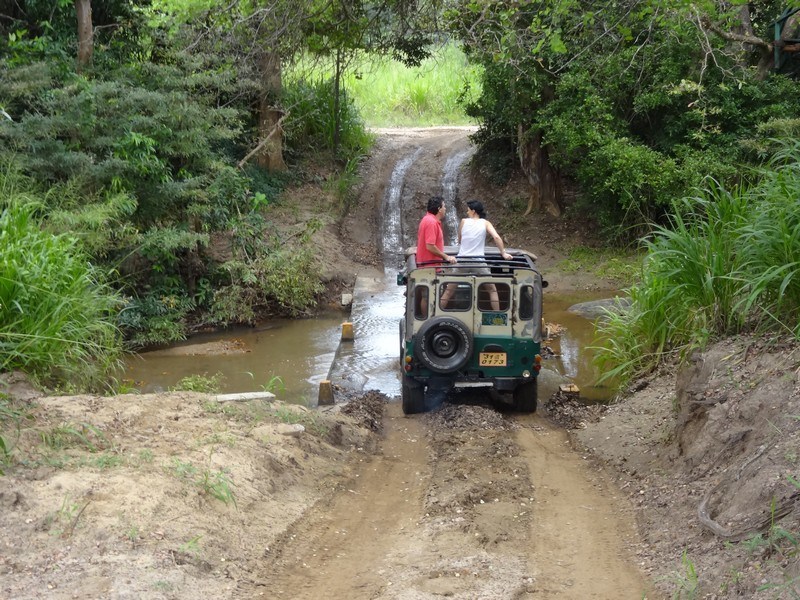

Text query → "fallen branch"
[64,500,92,539]
[698,485,799,541]
[237,111,289,170]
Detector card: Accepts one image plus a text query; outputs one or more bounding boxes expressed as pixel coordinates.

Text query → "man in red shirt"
[416,196,457,266]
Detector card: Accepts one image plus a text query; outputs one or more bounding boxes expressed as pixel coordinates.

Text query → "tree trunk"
[256,52,287,172]
[75,0,93,71]
[333,49,342,155]
[517,124,562,217]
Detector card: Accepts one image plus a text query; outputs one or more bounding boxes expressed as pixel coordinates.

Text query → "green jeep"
[398,246,547,415]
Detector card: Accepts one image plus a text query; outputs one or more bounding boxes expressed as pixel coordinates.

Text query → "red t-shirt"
[416,212,444,265]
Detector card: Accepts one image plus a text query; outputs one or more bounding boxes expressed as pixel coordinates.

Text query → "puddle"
[123,313,346,402]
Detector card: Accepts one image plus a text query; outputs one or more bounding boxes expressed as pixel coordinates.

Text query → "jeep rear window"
[519,285,534,320]
[439,282,471,311]
[414,285,429,319]
[477,282,511,312]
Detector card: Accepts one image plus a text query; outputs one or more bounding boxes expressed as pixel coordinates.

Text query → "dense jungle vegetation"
[1,0,799,392]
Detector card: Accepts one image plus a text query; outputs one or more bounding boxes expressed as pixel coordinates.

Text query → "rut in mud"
[259,128,654,599]
[259,402,650,599]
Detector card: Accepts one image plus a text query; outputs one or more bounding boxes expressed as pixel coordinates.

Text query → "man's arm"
[427,243,457,263]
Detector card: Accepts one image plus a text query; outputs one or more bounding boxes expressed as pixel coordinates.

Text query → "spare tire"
[414,316,473,373]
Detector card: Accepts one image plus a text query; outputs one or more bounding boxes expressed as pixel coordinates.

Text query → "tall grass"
[594,143,800,388]
[282,77,374,157]
[288,43,482,127]
[0,167,123,389]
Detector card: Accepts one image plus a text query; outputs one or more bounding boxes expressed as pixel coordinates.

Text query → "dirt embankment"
[1,129,798,600]
[571,337,800,599]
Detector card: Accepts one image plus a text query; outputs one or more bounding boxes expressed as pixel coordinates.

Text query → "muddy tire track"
[258,401,654,599]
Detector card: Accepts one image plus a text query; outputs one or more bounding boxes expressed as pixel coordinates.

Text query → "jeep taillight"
[404,355,413,372]
[533,354,542,372]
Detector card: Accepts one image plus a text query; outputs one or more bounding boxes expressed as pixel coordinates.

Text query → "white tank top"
[458,218,487,257]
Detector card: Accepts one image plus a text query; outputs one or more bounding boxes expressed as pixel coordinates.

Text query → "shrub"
[0,175,122,388]
[594,144,800,387]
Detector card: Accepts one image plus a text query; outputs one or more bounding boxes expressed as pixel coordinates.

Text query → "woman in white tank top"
[457,200,513,261]
[441,200,513,310]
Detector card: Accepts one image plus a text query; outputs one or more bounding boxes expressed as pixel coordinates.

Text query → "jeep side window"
[439,282,471,311]
[414,285,429,319]
[477,282,510,312]
[519,285,534,319]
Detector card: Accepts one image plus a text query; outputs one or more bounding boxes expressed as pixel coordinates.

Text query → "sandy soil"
[1,128,798,599]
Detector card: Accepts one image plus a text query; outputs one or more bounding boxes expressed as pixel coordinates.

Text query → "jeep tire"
[401,376,425,414]
[513,380,538,413]
[414,316,473,373]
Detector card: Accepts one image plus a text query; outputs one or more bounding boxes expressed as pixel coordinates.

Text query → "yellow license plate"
[479,352,507,367]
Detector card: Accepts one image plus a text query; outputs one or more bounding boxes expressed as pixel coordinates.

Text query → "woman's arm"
[457,218,465,244]
[486,221,513,260]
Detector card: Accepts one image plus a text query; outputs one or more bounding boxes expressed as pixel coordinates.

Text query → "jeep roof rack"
[403,246,539,272]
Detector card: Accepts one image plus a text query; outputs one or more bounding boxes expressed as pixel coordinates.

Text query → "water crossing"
[441,148,475,243]
[125,135,613,404]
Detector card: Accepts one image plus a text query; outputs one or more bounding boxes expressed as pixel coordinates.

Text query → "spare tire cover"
[414,316,473,373]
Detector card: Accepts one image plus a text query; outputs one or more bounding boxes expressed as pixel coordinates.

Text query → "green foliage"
[327,154,366,216]
[118,293,193,348]
[594,143,800,387]
[282,76,374,158]
[338,43,482,126]
[0,393,34,474]
[273,406,328,437]
[451,0,800,240]
[170,373,224,394]
[45,494,85,538]
[40,422,109,452]
[558,246,642,286]
[168,458,236,506]
[668,550,700,600]
[208,222,325,326]
[261,375,285,395]
[0,172,123,389]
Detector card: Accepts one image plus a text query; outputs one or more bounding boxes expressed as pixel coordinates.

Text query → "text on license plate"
[479,352,507,367]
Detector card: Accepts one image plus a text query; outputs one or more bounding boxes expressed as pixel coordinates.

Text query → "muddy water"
[123,314,345,401]
[543,289,621,401]
[124,286,616,403]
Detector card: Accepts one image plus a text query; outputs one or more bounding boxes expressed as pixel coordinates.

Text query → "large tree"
[447,0,800,235]
[75,0,92,70]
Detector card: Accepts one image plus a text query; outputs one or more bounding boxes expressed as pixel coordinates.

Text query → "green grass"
[168,457,236,506]
[40,422,109,452]
[668,550,700,599]
[0,166,123,390]
[593,142,800,389]
[170,373,224,393]
[0,393,33,474]
[558,246,642,286]
[287,43,482,128]
[273,405,328,437]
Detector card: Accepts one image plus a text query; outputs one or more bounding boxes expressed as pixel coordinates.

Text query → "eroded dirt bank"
[571,336,800,599]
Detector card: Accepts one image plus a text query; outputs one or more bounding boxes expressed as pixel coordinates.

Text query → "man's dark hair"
[427,196,444,214]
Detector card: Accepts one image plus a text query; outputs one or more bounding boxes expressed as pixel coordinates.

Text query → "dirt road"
[286,127,653,599]
[261,401,651,599]
[0,128,658,600]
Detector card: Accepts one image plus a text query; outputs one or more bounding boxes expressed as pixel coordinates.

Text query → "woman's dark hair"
[466,200,487,219]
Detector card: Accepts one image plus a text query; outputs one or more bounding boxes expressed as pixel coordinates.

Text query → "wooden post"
[318,380,334,406]
[341,322,354,341]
